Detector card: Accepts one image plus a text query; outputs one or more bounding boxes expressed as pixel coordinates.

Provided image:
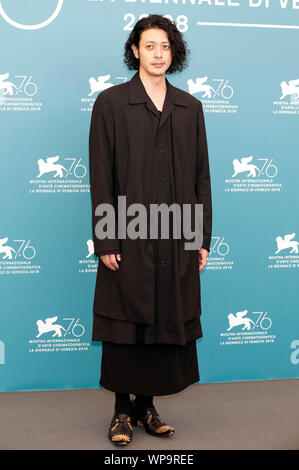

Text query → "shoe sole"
[111,440,130,445]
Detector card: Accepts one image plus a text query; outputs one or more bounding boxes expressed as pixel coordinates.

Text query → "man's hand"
[100,253,122,271]
[198,248,208,272]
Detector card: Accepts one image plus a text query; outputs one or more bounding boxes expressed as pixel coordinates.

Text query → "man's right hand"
[100,253,122,271]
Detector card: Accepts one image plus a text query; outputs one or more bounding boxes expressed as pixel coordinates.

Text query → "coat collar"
[128,71,188,128]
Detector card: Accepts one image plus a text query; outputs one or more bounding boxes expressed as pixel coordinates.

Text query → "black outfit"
[93,110,200,395]
[89,71,212,328]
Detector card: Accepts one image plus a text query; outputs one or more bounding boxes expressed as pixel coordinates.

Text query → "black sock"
[114,393,132,414]
[134,394,154,413]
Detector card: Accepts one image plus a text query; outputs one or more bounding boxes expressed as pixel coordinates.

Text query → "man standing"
[89,14,212,445]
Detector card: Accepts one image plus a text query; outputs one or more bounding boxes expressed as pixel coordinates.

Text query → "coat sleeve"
[89,93,120,257]
[195,101,213,252]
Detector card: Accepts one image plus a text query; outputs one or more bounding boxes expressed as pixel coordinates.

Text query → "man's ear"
[131,44,139,60]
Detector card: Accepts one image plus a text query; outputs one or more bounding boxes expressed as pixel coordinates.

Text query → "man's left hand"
[198,248,208,272]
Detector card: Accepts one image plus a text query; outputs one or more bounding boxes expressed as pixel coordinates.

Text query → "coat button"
[160,148,165,153]
[160,176,166,182]
[161,259,166,265]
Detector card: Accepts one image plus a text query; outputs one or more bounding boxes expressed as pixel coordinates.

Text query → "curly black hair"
[123,14,190,75]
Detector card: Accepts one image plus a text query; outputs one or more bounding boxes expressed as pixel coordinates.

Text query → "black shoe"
[108,409,134,446]
[131,398,175,437]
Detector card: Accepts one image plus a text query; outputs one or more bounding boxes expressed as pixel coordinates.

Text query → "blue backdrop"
[1,0,299,392]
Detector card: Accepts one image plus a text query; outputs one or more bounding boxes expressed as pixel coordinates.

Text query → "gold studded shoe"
[108,410,133,446]
[131,399,175,437]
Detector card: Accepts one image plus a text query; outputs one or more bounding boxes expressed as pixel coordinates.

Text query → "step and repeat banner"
[1,0,299,392]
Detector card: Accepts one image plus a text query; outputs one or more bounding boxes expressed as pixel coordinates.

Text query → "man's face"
[131,27,172,77]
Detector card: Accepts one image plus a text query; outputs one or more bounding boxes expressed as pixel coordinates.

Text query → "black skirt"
[99,340,200,396]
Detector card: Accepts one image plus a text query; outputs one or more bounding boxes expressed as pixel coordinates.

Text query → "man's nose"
[154,46,163,57]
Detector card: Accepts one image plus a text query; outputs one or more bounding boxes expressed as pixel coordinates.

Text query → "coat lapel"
[128,71,188,128]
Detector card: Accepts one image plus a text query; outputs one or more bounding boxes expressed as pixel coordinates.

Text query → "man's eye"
[146,45,169,49]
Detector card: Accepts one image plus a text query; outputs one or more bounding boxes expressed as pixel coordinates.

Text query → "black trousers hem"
[99,376,200,397]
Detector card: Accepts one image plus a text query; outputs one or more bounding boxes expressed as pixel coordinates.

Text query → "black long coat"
[89,71,212,330]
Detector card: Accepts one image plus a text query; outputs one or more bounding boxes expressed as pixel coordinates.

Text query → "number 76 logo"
[36,317,85,338]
